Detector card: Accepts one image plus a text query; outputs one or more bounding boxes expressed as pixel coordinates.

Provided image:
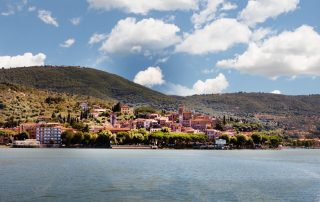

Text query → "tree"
[261,135,269,145]
[235,134,247,148]
[269,135,282,148]
[230,136,237,146]
[161,127,170,133]
[61,131,74,146]
[15,131,29,140]
[72,132,84,145]
[82,124,90,133]
[220,134,230,144]
[112,102,121,112]
[82,133,92,146]
[96,130,112,147]
[251,133,262,145]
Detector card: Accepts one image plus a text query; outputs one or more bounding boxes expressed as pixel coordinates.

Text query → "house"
[36,123,62,145]
[120,104,133,115]
[13,139,40,148]
[215,139,227,149]
[0,134,10,145]
[79,102,89,111]
[19,123,38,139]
[168,113,179,122]
[206,129,222,139]
[191,118,213,131]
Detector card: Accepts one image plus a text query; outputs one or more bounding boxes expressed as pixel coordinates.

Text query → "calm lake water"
[0,149,319,202]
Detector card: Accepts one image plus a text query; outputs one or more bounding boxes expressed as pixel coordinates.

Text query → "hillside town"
[0,102,319,149]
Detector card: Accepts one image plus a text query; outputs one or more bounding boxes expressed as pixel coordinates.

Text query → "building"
[13,139,40,148]
[110,113,117,127]
[79,102,89,111]
[19,123,38,139]
[120,104,133,115]
[36,124,61,145]
[206,129,222,139]
[191,118,212,131]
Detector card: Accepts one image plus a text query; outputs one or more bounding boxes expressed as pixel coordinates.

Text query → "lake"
[0,149,319,202]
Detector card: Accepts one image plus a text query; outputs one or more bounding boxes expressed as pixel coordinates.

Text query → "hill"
[0,66,177,109]
[183,93,320,116]
[1,66,320,118]
[0,83,113,127]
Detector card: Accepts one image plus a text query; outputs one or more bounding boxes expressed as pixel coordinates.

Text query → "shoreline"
[1,145,319,150]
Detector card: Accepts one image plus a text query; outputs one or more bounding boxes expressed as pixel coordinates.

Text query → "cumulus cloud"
[133,66,165,87]
[168,73,229,96]
[191,0,224,29]
[88,33,108,45]
[239,0,299,27]
[70,17,81,25]
[251,27,275,42]
[38,10,59,27]
[0,53,46,68]
[100,17,181,54]
[271,90,281,94]
[60,38,75,48]
[217,25,320,79]
[176,18,251,55]
[87,0,198,14]
[221,2,237,11]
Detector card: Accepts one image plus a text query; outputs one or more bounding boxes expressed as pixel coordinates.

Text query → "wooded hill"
[1,66,320,117]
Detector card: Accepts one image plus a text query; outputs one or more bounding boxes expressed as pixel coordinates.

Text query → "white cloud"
[217,25,320,79]
[88,33,108,45]
[0,53,46,68]
[251,27,275,42]
[87,0,199,14]
[70,17,81,25]
[38,10,59,27]
[60,38,75,48]
[221,2,237,11]
[239,0,299,27]
[176,18,251,55]
[271,90,281,94]
[28,6,36,12]
[191,0,224,29]
[168,73,229,96]
[100,17,181,54]
[133,66,165,87]
[1,0,28,16]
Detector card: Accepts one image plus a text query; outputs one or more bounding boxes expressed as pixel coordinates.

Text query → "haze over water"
[0,149,319,202]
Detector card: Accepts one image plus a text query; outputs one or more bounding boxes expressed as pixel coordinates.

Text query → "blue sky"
[0,0,320,96]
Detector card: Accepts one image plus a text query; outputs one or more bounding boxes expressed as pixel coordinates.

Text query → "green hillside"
[1,66,320,118]
[0,66,177,109]
[183,93,320,116]
[0,83,113,127]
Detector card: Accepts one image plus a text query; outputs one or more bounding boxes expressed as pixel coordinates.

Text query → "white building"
[36,126,61,145]
[13,139,40,147]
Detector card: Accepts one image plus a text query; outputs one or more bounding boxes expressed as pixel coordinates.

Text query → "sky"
[0,0,320,96]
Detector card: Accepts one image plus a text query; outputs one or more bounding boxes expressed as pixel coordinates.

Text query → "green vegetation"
[0,66,177,109]
[0,83,113,127]
[60,129,208,149]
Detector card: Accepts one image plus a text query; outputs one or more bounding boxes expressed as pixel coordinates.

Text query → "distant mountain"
[1,66,320,117]
[183,93,320,116]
